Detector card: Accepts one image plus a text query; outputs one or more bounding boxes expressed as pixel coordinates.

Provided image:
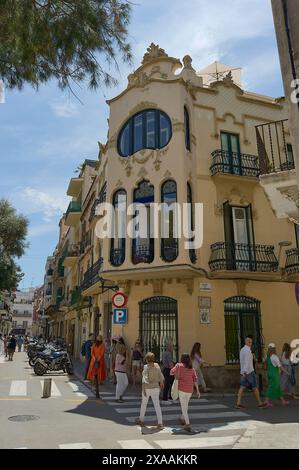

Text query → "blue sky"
[0,0,284,289]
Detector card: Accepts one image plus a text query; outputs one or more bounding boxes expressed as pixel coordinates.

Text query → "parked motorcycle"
[33,351,74,376]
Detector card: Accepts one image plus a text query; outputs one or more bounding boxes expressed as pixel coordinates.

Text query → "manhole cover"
[8,415,40,422]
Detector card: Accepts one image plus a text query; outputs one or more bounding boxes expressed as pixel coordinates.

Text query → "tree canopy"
[0,199,28,291]
[0,0,132,91]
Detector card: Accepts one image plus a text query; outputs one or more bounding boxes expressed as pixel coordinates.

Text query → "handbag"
[94,359,100,369]
[171,366,179,401]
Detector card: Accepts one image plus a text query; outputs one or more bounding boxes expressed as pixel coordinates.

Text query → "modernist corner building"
[45,44,299,387]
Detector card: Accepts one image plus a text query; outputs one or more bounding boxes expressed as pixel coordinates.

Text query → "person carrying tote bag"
[171,367,179,401]
[170,353,200,433]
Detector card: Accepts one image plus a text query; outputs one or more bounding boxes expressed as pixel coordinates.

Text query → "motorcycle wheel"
[29,358,36,367]
[66,364,74,375]
[34,363,47,376]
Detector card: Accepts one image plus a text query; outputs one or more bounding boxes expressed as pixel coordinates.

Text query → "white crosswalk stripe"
[125,411,247,423]
[67,381,92,397]
[154,435,240,449]
[40,380,62,397]
[118,439,154,449]
[9,380,27,396]
[116,404,228,413]
[59,442,93,449]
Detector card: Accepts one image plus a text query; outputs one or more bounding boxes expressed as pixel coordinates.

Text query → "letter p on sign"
[113,308,128,324]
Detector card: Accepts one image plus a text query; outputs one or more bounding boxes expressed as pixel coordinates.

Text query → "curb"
[233,424,257,449]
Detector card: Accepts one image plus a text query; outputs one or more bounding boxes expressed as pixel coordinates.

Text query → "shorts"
[132,360,142,367]
[240,371,257,389]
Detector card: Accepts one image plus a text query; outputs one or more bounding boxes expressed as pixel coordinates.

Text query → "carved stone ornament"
[185,80,197,100]
[183,55,195,71]
[98,141,107,156]
[214,203,224,216]
[151,279,164,295]
[138,167,148,178]
[279,185,299,208]
[115,179,123,189]
[142,43,168,65]
[132,149,154,164]
[117,281,131,296]
[181,279,194,295]
[164,170,172,178]
[235,279,248,296]
[222,71,234,86]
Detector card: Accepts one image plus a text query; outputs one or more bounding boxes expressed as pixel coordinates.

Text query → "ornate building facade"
[45,44,299,387]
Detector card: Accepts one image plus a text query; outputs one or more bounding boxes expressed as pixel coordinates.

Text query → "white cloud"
[9,187,68,222]
[28,223,58,238]
[50,98,79,118]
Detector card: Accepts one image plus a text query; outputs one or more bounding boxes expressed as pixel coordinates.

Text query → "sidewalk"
[72,357,237,398]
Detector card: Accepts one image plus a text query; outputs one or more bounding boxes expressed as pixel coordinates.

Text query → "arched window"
[161,180,178,262]
[110,189,127,266]
[118,109,172,157]
[184,107,191,151]
[224,296,263,364]
[132,181,154,264]
[187,183,196,263]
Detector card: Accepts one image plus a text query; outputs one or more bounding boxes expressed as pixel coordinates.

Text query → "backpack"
[81,342,86,356]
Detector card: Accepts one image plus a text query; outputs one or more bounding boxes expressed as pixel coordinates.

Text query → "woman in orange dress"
[87,335,106,385]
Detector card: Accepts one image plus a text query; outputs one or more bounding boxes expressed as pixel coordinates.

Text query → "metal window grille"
[139,296,178,363]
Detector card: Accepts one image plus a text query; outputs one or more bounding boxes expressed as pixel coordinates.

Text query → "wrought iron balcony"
[132,244,154,264]
[285,248,299,275]
[209,243,278,272]
[81,258,103,291]
[110,248,126,266]
[256,119,295,175]
[89,182,107,221]
[161,240,178,262]
[210,150,260,177]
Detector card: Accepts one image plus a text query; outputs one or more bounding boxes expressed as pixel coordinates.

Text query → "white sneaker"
[161,400,173,405]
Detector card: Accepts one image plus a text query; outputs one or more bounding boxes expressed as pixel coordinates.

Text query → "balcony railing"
[161,240,178,262]
[256,119,295,175]
[209,243,278,272]
[66,200,81,215]
[47,268,54,276]
[81,258,103,291]
[285,248,299,275]
[90,182,107,221]
[110,248,126,266]
[210,150,260,177]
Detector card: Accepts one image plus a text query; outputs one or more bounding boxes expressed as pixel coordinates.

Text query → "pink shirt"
[115,353,127,373]
[170,363,197,393]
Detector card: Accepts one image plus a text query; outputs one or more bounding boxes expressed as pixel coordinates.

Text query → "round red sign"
[112,292,127,308]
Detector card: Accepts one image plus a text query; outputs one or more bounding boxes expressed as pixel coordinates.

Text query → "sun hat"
[268,343,276,348]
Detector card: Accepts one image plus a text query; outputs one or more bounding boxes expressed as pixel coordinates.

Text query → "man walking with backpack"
[81,334,94,381]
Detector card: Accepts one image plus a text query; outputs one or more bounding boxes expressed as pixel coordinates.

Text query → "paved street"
[1,352,299,449]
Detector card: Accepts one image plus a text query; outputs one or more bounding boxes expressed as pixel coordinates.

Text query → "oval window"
[118,109,172,157]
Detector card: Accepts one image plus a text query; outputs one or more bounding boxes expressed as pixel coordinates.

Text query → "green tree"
[0,0,132,91]
[0,199,28,291]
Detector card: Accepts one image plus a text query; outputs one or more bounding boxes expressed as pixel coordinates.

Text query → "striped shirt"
[170,363,197,393]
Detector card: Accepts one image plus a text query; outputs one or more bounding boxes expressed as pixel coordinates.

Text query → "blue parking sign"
[113,308,128,324]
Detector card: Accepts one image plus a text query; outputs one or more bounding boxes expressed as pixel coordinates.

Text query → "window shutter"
[223,201,234,269]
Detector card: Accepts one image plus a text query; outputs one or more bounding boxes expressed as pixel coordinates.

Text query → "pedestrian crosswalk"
[1,379,93,399]
[99,391,251,449]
